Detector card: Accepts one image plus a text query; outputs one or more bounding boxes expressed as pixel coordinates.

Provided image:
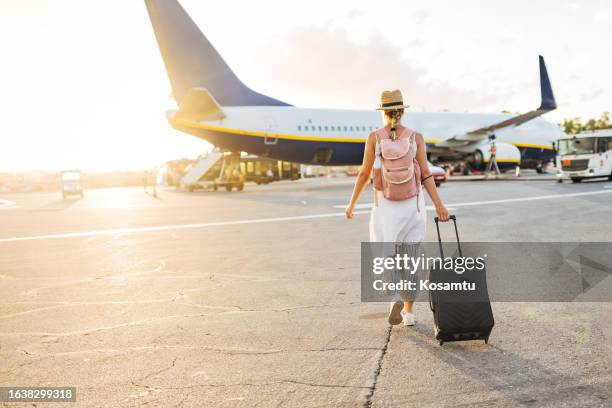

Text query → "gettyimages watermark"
[361,242,612,302]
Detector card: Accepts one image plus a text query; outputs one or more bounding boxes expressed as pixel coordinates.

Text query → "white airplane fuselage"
[169,107,564,167]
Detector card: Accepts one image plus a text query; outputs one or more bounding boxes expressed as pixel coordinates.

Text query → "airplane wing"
[438,56,556,146]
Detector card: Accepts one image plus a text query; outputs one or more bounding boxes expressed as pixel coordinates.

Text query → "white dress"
[369,130,427,302]
[369,131,427,243]
[369,191,426,242]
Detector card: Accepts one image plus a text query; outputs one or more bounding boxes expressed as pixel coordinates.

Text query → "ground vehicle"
[186,151,244,192]
[184,151,301,191]
[60,170,84,199]
[428,161,448,187]
[241,155,301,184]
[556,130,612,183]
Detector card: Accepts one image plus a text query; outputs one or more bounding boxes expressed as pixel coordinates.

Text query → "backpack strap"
[410,130,421,212]
[410,130,419,157]
[374,130,381,157]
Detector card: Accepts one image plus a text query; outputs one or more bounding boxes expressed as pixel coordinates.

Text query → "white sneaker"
[388,301,403,325]
[401,311,415,326]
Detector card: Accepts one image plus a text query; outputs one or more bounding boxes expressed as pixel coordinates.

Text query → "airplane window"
[318,126,322,131]
[331,126,335,131]
[324,126,328,131]
[350,126,354,131]
[298,125,302,131]
[344,126,347,131]
[362,126,366,131]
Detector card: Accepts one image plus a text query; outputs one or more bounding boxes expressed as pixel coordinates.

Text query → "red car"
[428,161,448,187]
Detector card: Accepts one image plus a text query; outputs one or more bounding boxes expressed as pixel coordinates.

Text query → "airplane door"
[264,117,278,145]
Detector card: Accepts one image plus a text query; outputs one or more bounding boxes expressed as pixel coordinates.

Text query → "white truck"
[60,170,84,199]
[556,130,612,183]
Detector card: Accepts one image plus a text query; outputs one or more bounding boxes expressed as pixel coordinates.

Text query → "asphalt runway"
[1,178,611,407]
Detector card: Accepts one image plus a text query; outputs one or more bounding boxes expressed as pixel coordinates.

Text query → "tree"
[596,111,611,130]
[560,112,612,134]
[560,118,582,134]
[585,118,598,132]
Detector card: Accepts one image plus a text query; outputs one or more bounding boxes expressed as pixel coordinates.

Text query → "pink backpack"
[372,127,422,205]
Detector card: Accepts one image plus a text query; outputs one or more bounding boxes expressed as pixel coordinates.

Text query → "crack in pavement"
[0,313,213,337]
[0,359,35,376]
[130,378,368,391]
[281,379,368,389]
[363,325,392,408]
[0,346,285,375]
[0,300,356,320]
[229,301,358,314]
[0,300,236,320]
[122,337,381,403]
[305,347,379,352]
[1,345,376,373]
[14,261,167,297]
[144,356,178,380]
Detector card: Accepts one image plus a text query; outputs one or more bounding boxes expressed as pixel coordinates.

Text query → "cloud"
[411,9,432,23]
[344,9,365,19]
[265,25,499,111]
[579,89,604,102]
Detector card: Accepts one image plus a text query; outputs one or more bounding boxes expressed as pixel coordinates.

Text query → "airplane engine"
[471,142,521,170]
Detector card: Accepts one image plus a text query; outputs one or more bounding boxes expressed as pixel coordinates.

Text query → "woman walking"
[346,89,449,326]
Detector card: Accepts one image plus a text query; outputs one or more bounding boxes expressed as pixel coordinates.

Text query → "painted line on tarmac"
[333,203,456,211]
[0,199,16,210]
[333,189,612,209]
[0,211,374,243]
[74,204,163,209]
[1,189,612,244]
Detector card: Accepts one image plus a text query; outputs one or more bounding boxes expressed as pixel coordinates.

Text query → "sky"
[0,0,610,172]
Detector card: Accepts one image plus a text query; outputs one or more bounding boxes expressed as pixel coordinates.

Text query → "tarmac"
[1,177,611,407]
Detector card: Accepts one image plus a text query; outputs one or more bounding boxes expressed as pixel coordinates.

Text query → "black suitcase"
[429,215,494,346]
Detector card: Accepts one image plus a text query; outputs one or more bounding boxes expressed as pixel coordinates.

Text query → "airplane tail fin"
[538,55,556,110]
[144,0,291,107]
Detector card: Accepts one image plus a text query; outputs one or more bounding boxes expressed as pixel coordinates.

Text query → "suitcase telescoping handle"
[429,215,461,313]
[433,215,462,259]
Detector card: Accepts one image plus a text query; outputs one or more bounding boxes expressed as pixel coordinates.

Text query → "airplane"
[144,0,566,173]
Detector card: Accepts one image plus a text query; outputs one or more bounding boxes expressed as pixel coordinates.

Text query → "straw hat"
[376,89,410,110]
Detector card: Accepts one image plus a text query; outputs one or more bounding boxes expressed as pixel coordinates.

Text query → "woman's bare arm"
[346,132,376,219]
[415,133,449,221]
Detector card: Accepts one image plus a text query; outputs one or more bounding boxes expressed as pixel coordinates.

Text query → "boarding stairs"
[180,149,223,189]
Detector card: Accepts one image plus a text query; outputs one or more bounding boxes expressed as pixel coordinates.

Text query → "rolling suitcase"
[429,215,494,345]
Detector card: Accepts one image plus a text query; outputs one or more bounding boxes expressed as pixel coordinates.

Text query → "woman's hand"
[436,204,450,222]
[345,204,354,219]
